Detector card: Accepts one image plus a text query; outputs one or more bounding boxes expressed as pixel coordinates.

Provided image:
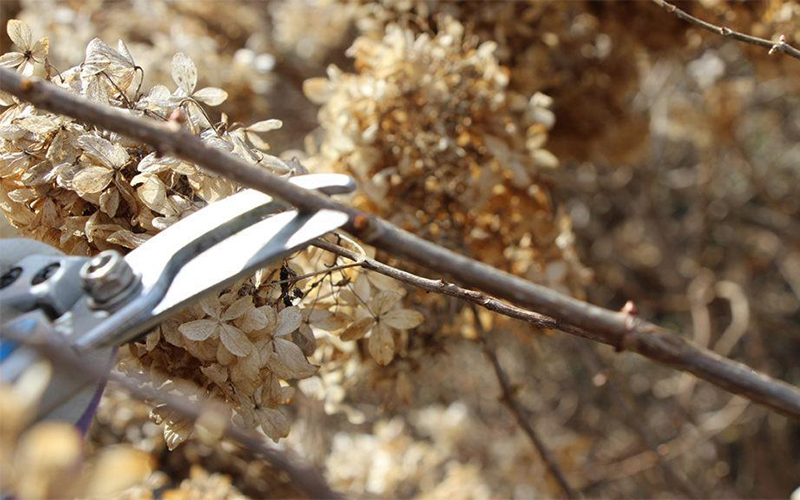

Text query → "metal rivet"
[80,250,139,307]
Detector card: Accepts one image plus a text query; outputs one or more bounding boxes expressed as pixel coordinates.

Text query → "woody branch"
[651,0,800,60]
[2,68,800,420]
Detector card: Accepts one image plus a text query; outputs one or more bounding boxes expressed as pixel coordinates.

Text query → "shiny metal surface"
[63,173,354,349]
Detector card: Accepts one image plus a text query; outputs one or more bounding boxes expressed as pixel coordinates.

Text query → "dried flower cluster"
[0,19,424,452]
[4,0,800,498]
[303,16,587,294]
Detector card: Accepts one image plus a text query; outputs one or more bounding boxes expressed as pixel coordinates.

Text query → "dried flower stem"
[13,335,343,500]
[470,305,579,499]
[651,0,800,60]
[3,69,800,419]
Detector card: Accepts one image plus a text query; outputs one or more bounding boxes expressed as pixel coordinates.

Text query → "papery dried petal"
[179,319,218,341]
[219,323,253,357]
[17,115,60,135]
[171,52,198,96]
[200,364,229,387]
[29,38,48,62]
[99,188,119,217]
[368,323,395,366]
[222,296,252,322]
[239,306,267,333]
[366,271,403,292]
[381,309,424,330]
[71,166,114,193]
[292,324,316,357]
[145,330,160,351]
[193,87,228,106]
[77,134,129,169]
[340,317,375,341]
[216,340,236,366]
[199,295,222,319]
[107,229,150,249]
[247,119,283,132]
[256,407,290,442]
[163,415,193,450]
[275,306,302,337]
[309,309,351,331]
[7,20,31,50]
[370,290,402,316]
[0,52,24,68]
[266,338,317,379]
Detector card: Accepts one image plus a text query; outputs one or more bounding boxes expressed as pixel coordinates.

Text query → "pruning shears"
[0,173,354,430]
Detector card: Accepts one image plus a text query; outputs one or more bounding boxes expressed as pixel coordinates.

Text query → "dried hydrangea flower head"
[304,16,587,294]
[1,20,400,449]
[0,20,49,77]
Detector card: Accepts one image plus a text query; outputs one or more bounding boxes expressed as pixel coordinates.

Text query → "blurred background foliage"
[1,0,800,498]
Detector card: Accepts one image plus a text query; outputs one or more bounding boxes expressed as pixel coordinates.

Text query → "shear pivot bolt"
[80,250,139,307]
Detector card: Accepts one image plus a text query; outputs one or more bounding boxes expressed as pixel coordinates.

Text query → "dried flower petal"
[193,87,228,106]
[219,323,254,357]
[340,317,375,341]
[256,406,290,442]
[7,20,31,50]
[267,338,317,379]
[275,306,302,337]
[381,309,423,330]
[247,119,283,132]
[368,323,395,366]
[179,319,218,341]
[72,166,114,193]
[172,52,198,96]
[370,290,402,316]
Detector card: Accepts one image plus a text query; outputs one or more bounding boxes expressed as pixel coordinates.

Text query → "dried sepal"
[340,317,375,341]
[368,323,395,366]
[266,338,318,380]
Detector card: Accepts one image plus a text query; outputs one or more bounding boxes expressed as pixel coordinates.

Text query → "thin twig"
[470,305,578,499]
[13,335,343,500]
[312,239,591,335]
[3,69,800,419]
[578,396,749,489]
[651,0,800,61]
[267,261,362,286]
[576,343,700,499]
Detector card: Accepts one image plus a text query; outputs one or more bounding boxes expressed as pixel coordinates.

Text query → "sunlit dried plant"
[0,19,424,450]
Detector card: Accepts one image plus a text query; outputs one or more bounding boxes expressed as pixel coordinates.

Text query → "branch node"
[769,35,787,55]
[20,77,37,92]
[615,300,639,352]
[350,214,383,242]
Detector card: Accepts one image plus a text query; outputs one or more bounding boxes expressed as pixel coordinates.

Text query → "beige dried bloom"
[0,20,375,450]
[303,16,586,293]
[0,38,239,256]
[340,289,423,366]
[0,20,49,77]
[179,295,256,357]
[170,52,228,128]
